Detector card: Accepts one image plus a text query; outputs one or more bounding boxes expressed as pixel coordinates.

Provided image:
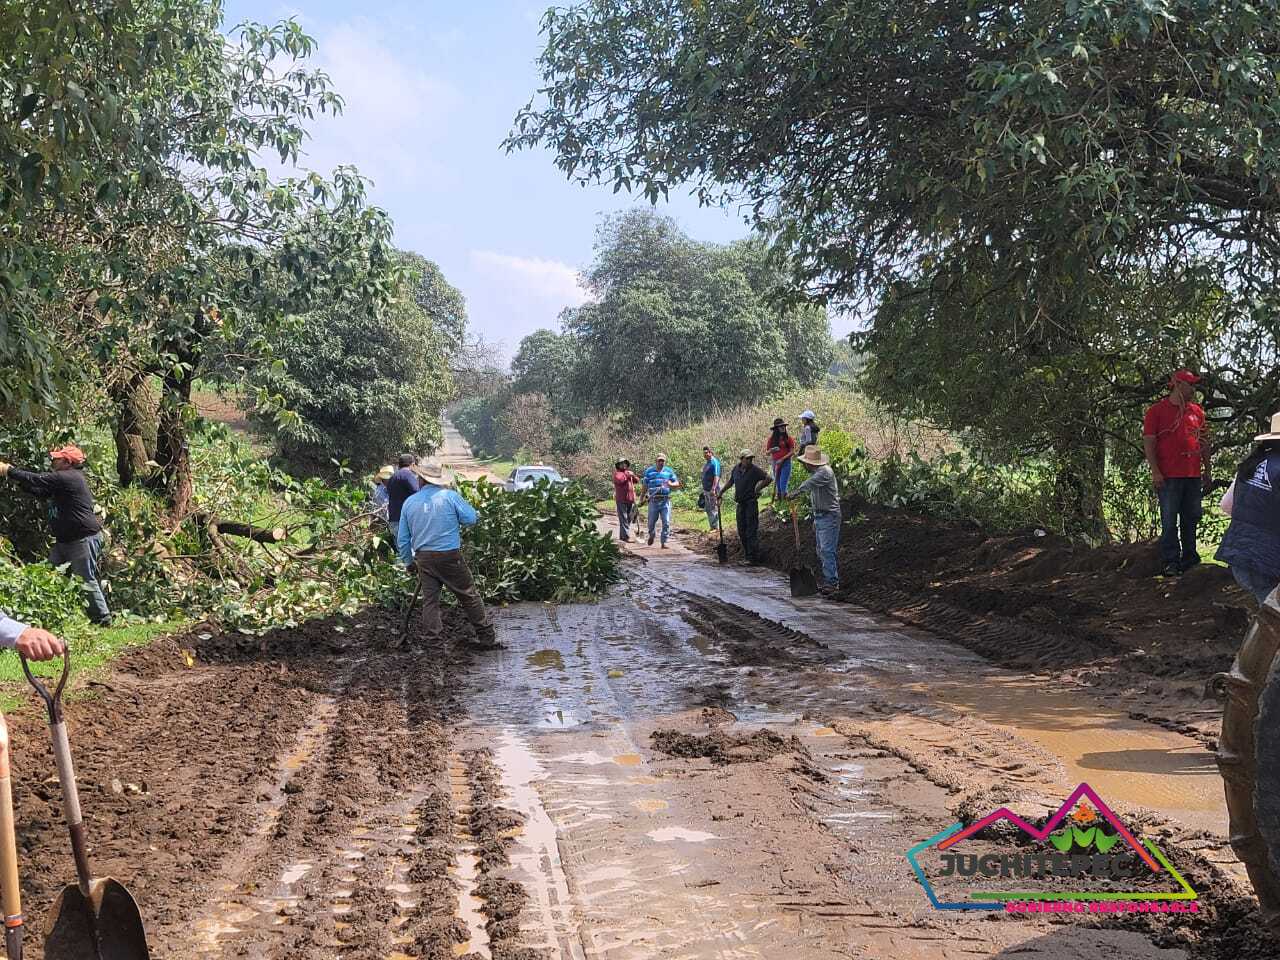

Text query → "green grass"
[0,618,188,712]
[476,456,517,479]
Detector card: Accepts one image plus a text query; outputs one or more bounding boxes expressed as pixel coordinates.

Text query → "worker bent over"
[397,460,500,650]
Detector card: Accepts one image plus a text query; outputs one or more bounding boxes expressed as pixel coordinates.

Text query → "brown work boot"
[466,626,505,651]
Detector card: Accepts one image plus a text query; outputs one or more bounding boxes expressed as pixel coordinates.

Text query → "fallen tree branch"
[192,513,288,544]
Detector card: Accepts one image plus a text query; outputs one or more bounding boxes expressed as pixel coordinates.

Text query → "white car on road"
[504,465,569,493]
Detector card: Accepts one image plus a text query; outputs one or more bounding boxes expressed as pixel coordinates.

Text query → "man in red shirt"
[1143,369,1211,576]
[612,458,640,542]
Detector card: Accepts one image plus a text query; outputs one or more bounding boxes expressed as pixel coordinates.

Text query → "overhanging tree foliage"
[508,0,1280,529]
[2,2,398,515]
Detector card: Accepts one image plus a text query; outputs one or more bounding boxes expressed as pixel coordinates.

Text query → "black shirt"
[725,463,770,502]
[9,467,103,543]
[385,467,422,524]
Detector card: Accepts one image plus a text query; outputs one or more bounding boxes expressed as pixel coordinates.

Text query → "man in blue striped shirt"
[641,454,682,548]
[398,460,499,649]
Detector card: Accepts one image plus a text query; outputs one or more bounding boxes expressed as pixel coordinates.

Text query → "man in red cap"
[1143,370,1211,577]
[0,444,111,624]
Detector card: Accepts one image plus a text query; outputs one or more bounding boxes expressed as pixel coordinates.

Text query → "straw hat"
[376,465,395,481]
[738,448,755,459]
[411,460,452,485]
[1256,413,1280,442]
[798,447,829,468]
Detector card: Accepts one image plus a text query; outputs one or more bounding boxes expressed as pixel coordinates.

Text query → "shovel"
[715,501,728,564]
[0,711,25,959]
[401,578,422,642]
[788,502,818,597]
[21,651,150,960]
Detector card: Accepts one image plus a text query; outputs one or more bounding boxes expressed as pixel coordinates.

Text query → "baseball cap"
[1171,369,1201,384]
[48,444,86,466]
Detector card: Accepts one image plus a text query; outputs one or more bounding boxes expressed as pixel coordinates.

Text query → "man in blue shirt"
[397,460,499,649]
[641,454,682,548]
[700,446,721,531]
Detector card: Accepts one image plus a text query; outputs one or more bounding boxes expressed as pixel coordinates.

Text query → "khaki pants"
[413,548,493,641]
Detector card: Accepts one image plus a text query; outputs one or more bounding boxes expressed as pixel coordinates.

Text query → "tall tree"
[2,3,398,515]
[564,210,831,428]
[507,0,1280,475]
[511,329,578,416]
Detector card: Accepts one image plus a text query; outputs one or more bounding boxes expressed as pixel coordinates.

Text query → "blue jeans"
[647,497,671,544]
[702,489,720,529]
[813,510,841,585]
[1158,477,1202,567]
[616,500,633,541]
[1232,565,1280,605]
[50,533,111,624]
[774,458,793,497]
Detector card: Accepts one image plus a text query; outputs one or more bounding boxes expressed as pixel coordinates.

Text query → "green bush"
[0,551,91,636]
[458,478,621,602]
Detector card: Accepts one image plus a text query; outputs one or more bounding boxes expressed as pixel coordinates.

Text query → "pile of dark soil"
[650,728,802,764]
[697,504,1255,742]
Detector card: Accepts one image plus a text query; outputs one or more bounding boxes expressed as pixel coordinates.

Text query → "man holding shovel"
[0,613,66,660]
[787,446,842,593]
[717,450,771,564]
[398,461,500,650]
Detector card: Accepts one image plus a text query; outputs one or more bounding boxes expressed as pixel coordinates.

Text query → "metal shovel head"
[790,564,819,597]
[716,541,728,564]
[44,877,149,960]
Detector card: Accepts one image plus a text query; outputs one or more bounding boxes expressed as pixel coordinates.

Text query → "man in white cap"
[797,410,820,455]
[787,446,842,591]
[397,460,499,649]
[717,449,771,563]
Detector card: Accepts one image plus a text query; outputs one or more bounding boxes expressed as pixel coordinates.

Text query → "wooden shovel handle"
[49,721,92,895]
[0,713,25,957]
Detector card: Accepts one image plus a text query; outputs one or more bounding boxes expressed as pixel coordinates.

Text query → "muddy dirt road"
[3,475,1273,959]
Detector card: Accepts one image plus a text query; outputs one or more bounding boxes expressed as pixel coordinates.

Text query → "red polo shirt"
[1143,397,1206,478]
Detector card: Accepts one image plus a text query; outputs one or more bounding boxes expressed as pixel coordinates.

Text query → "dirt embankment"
[697,503,1252,744]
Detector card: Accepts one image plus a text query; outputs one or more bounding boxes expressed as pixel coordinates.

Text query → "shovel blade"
[716,542,728,564]
[789,565,819,597]
[44,878,150,960]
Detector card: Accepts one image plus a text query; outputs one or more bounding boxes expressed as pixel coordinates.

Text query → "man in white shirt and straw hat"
[397,459,500,650]
[787,446,842,592]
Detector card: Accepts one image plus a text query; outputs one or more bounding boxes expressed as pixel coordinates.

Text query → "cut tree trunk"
[193,514,287,544]
[150,367,194,518]
[112,370,155,487]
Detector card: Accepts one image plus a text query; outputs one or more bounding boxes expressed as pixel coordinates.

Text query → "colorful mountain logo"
[905,783,1199,911]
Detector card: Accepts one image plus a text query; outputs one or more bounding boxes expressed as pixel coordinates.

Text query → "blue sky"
[223,0,797,363]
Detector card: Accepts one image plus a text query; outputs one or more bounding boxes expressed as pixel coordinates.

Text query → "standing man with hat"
[765,417,796,502]
[787,447,842,592]
[0,444,111,624]
[1143,369,1211,576]
[717,450,771,564]
[398,460,499,650]
[641,454,681,548]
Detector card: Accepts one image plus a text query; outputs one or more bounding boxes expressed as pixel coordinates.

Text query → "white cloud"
[293,21,460,189]
[469,251,589,309]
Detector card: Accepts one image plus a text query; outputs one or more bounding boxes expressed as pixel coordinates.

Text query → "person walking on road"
[612,459,640,542]
[765,418,796,502]
[797,411,821,455]
[1143,369,1210,576]
[1216,414,1280,604]
[0,444,111,624]
[0,612,66,660]
[700,446,722,531]
[385,453,421,534]
[717,450,771,564]
[397,460,499,650]
[787,447,842,592]
[642,454,681,548]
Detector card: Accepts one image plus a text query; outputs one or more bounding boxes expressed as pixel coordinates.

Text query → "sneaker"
[647,533,655,546]
[1160,562,1181,577]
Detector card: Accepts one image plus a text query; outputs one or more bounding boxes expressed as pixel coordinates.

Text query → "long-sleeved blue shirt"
[397,485,479,565]
[0,613,27,649]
